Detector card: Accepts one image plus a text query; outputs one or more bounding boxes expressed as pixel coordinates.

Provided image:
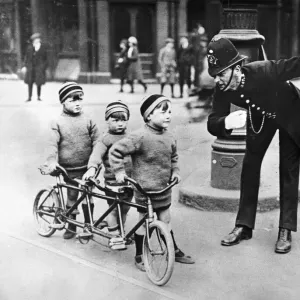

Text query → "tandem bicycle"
[33,165,178,286]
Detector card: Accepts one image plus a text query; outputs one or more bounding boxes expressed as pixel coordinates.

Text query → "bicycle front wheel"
[143,220,175,286]
[33,188,61,237]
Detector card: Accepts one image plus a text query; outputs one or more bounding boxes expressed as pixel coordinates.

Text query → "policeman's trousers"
[236,117,300,231]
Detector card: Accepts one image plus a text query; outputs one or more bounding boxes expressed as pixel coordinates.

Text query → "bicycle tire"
[33,187,61,237]
[143,220,175,286]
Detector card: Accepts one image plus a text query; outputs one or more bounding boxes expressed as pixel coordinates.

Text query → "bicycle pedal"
[109,236,124,244]
[50,223,65,229]
[110,242,127,250]
[77,232,93,239]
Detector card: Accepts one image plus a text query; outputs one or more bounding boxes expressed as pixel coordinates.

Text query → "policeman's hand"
[82,167,96,181]
[115,172,126,184]
[225,110,247,130]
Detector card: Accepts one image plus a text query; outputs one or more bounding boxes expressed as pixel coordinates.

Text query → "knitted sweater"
[46,110,101,171]
[109,124,180,208]
[89,130,132,181]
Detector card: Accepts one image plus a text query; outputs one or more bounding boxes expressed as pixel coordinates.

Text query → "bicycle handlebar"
[125,176,178,196]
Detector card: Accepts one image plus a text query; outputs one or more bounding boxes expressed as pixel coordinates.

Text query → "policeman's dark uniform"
[207,37,300,252]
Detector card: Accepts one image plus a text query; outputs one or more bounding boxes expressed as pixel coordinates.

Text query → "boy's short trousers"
[136,202,171,214]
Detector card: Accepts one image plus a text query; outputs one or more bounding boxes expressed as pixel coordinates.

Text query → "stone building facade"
[0,0,298,83]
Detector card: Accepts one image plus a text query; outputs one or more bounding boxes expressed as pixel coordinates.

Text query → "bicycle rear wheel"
[33,188,62,237]
[143,220,175,286]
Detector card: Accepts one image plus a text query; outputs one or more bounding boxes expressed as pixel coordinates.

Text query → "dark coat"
[115,47,129,79]
[126,46,144,81]
[24,43,48,85]
[207,57,300,147]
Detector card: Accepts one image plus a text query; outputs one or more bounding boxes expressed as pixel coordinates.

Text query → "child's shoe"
[175,249,195,264]
[134,255,146,272]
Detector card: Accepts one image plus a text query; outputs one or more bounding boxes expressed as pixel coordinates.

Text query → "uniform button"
[246,99,250,104]
[252,104,255,107]
[262,111,265,114]
[240,94,244,98]
[257,107,260,110]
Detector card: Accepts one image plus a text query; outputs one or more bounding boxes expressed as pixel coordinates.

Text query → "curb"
[178,168,281,212]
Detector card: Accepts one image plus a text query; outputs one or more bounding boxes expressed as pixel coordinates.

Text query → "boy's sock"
[82,203,94,224]
[170,230,179,251]
[134,233,144,257]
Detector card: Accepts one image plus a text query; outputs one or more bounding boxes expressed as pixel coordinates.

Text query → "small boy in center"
[109,94,195,271]
[89,101,133,239]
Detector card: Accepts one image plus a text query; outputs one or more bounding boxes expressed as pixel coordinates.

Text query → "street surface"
[0,80,300,300]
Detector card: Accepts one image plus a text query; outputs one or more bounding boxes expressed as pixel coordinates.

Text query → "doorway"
[110,3,156,78]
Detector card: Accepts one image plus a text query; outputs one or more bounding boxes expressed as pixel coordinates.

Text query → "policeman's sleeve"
[207,89,233,137]
[270,57,300,81]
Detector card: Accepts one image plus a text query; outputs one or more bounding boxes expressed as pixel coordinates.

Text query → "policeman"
[207,37,300,254]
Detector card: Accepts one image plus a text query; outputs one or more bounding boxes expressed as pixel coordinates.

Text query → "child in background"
[45,82,101,239]
[109,94,195,271]
[89,101,133,244]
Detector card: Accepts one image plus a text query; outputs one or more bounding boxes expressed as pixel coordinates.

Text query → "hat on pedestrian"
[120,39,128,46]
[165,38,174,44]
[59,82,83,103]
[207,36,247,77]
[140,94,170,121]
[30,33,41,41]
[128,36,138,45]
[105,100,130,120]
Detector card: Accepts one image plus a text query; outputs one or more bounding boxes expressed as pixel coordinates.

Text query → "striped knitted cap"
[59,82,83,103]
[140,94,169,121]
[105,100,130,120]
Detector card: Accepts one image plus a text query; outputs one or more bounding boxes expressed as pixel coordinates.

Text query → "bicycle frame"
[42,173,153,243]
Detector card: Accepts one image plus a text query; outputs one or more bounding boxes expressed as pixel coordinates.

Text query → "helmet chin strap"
[223,68,234,92]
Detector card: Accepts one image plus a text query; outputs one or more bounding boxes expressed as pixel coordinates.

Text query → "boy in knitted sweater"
[109,94,195,271]
[89,101,133,242]
[45,82,101,239]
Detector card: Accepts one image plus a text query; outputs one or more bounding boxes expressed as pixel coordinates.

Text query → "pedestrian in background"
[207,37,300,254]
[158,38,177,98]
[115,39,129,93]
[22,33,48,102]
[177,36,194,98]
[126,36,147,94]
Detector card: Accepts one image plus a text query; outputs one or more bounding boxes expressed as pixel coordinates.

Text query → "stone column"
[291,0,299,57]
[275,0,282,59]
[177,0,187,37]
[96,0,111,83]
[169,1,177,39]
[78,0,89,75]
[30,0,47,38]
[156,1,169,78]
[206,0,222,40]
[15,0,22,69]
